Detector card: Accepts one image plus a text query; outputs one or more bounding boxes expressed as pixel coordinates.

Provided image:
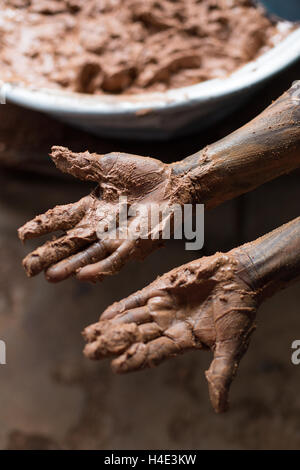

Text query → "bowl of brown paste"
[1,0,299,139]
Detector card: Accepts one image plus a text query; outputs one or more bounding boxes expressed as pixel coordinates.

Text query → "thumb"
[50,146,118,182]
[205,326,255,413]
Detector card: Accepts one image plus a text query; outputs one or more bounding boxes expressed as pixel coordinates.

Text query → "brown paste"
[0,0,282,94]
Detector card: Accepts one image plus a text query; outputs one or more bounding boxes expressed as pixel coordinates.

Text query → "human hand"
[83,250,258,412]
[18,146,181,282]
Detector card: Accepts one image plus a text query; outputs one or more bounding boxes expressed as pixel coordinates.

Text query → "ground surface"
[0,62,299,449]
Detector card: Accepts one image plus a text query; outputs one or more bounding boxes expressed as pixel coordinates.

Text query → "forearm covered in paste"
[172,81,300,208]
[234,217,300,301]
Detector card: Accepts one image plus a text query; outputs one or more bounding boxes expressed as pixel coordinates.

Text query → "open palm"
[18,146,178,282]
[83,251,258,413]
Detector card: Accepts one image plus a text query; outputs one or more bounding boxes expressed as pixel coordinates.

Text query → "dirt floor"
[0,62,299,450]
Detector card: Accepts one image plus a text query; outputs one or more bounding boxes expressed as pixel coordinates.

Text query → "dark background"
[0,60,299,450]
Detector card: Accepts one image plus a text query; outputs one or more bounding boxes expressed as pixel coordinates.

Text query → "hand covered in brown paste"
[18,82,300,282]
[83,250,258,413]
[18,146,181,282]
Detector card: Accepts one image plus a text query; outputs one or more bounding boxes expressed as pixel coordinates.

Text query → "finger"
[205,290,257,413]
[50,146,120,182]
[101,285,165,320]
[101,290,150,320]
[18,197,88,242]
[23,229,96,277]
[82,314,150,343]
[107,291,173,324]
[45,240,110,283]
[111,306,152,325]
[84,321,162,360]
[76,239,137,282]
[205,332,254,414]
[138,322,162,342]
[83,323,141,359]
[111,336,180,373]
[82,321,105,342]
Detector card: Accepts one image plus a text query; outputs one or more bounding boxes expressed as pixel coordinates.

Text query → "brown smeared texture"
[0,0,282,94]
[18,146,174,280]
[236,216,300,301]
[83,251,259,413]
[18,81,300,282]
[172,80,300,208]
[83,217,300,413]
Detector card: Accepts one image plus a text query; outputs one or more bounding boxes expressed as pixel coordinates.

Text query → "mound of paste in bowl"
[0,0,286,94]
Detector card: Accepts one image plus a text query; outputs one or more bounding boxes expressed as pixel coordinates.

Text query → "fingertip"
[50,145,68,157]
[100,307,119,320]
[111,357,123,374]
[111,354,131,374]
[22,255,39,277]
[205,368,230,414]
[17,227,26,242]
[100,299,125,320]
[45,265,67,283]
[82,322,100,342]
[45,259,79,283]
[111,342,146,373]
[50,146,72,173]
[50,146,68,166]
[83,342,100,360]
[18,222,37,242]
[76,265,104,282]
